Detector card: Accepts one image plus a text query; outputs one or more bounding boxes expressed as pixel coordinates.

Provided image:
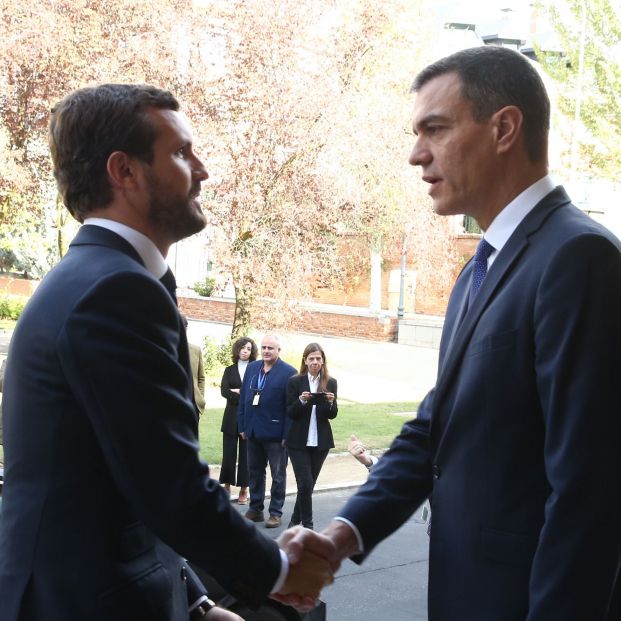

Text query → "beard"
[146,175,207,243]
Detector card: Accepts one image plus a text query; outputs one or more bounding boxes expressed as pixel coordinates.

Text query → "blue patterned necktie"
[469,238,495,302]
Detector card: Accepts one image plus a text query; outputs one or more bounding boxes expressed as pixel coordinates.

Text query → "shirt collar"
[484,175,556,258]
[83,218,169,279]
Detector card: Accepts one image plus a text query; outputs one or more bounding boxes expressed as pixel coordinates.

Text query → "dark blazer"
[0,225,281,621]
[220,363,242,436]
[339,188,621,621]
[286,375,337,450]
[238,358,296,441]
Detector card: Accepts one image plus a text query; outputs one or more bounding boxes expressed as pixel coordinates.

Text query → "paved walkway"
[210,450,375,502]
[188,321,439,405]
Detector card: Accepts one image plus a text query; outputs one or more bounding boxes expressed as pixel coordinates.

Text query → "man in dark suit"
[238,334,296,529]
[286,46,621,620]
[0,84,334,620]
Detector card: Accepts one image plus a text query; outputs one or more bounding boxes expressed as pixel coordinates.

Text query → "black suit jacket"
[286,375,337,450]
[339,188,621,620]
[0,225,280,620]
[220,363,242,436]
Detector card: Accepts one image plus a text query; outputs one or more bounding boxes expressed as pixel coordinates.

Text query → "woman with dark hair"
[286,343,337,529]
[219,337,257,504]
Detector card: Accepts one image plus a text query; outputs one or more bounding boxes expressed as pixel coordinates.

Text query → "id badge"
[252,391,261,406]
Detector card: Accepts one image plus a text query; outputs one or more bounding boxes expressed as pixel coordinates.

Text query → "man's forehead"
[412,72,464,123]
[148,107,193,143]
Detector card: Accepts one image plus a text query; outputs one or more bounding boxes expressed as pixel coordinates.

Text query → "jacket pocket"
[468,328,518,357]
[99,562,173,621]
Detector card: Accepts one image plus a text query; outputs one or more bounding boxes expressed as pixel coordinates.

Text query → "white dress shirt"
[306,373,320,447]
[483,175,556,269]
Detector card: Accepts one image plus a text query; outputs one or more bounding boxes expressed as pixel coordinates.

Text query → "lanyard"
[257,368,267,391]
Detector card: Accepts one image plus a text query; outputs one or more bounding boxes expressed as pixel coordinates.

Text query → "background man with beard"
[0,84,334,621]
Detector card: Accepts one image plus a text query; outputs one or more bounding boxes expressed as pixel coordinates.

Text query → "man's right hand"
[272,527,338,612]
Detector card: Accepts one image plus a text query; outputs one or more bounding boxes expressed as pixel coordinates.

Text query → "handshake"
[272,521,360,612]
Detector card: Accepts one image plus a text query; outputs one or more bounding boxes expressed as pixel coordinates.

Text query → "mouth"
[422,175,441,195]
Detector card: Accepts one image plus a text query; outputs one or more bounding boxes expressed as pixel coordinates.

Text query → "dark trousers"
[247,438,287,517]
[288,446,329,529]
[219,433,249,487]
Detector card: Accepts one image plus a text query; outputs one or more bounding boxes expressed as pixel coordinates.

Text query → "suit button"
[180,566,187,582]
[432,464,441,479]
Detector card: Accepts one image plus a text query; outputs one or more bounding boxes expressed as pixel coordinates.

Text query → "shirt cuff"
[270,549,290,594]
[333,516,364,554]
[188,594,209,613]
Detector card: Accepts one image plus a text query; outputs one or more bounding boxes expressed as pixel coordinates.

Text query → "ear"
[492,106,523,155]
[106,151,142,190]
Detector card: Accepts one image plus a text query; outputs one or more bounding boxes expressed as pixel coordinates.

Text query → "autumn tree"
[193,0,350,336]
[313,0,458,313]
[0,0,200,270]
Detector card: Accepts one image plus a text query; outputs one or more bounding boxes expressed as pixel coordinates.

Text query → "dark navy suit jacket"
[0,225,281,620]
[339,188,621,620]
[238,358,296,441]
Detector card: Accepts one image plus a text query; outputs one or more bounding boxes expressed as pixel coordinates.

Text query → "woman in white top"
[219,337,257,504]
[286,343,337,529]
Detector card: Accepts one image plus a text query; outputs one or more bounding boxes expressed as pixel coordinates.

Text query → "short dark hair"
[49,84,179,222]
[231,337,258,363]
[412,46,550,162]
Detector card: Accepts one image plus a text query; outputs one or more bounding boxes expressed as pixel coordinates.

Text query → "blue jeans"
[247,438,287,517]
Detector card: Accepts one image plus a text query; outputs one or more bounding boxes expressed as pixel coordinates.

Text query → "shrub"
[193,277,216,297]
[0,294,27,320]
[201,336,231,382]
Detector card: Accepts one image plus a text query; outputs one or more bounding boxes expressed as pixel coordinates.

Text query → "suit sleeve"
[527,233,621,620]
[57,272,280,605]
[287,376,306,420]
[338,389,434,560]
[220,366,239,405]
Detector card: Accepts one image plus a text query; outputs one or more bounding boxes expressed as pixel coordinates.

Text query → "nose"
[193,155,209,182]
[408,138,430,168]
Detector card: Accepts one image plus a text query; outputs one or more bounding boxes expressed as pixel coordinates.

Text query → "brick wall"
[179,295,398,342]
[0,275,39,296]
[179,296,235,324]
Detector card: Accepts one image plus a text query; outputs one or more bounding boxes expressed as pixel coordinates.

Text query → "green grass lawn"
[198,401,419,465]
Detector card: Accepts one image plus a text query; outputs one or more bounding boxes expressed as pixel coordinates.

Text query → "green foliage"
[193,277,216,298]
[201,336,230,381]
[0,294,27,320]
[539,0,621,178]
[0,211,59,278]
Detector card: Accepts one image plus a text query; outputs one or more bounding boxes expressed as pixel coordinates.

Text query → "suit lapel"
[301,375,311,393]
[432,187,572,431]
[72,224,199,421]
